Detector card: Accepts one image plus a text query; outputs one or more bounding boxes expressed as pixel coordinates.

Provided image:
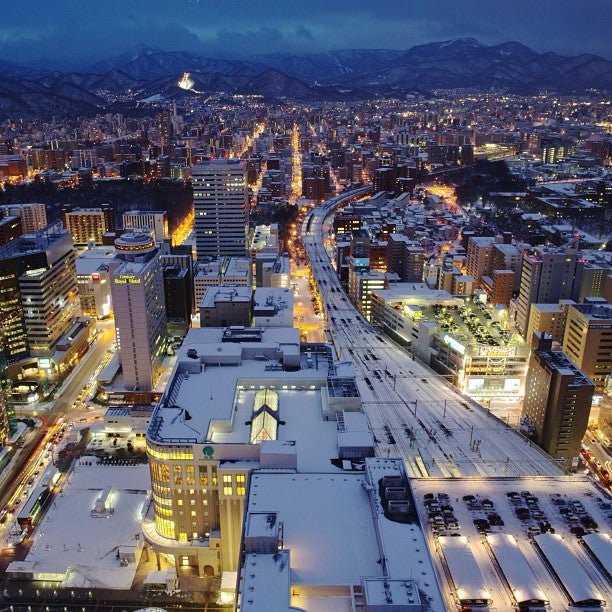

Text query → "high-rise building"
[562,300,612,392]
[573,254,612,302]
[75,246,116,320]
[160,240,195,318]
[110,233,166,392]
[62,203,115,246]
[526,301,573,346]
[387,234,424,282]
[516,247,578,337]
[348,267,386,320]
[481,269,514,307]
[0,215,22,247]
[0,225,80,360]
[193,160,248,260]
[465,236,495,289]
[522,333,594,469]
[492,243,522,291]
[8,203,47,234]
[122,210,168,244]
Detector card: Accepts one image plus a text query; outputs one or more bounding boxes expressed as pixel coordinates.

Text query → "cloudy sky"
[1,0,610,68]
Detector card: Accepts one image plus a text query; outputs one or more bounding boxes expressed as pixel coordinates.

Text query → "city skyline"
[0,0,611,69]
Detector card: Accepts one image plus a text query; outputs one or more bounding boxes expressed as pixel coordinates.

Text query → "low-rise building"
[143,326,370,580]
[199,286,253,328]
[253,288,293,327]
[371,286,528,400]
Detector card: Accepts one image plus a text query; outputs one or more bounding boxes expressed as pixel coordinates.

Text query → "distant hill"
[0,38,610,120]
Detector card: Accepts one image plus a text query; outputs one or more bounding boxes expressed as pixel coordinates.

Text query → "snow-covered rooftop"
[17,463,150,590]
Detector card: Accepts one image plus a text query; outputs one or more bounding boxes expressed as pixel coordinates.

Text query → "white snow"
[20,463,150,589]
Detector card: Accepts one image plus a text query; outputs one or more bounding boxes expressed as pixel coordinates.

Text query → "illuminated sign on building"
[477,345,518,358]
[443,334,465,355]
[114,274,141,285]
[91,273,100,281]
[38,358,51,368]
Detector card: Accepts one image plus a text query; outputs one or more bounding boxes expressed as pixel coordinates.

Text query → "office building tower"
[522,333,594,469]
[163,265,192,329]
[0,226,80,360]
[160,240,195,317]
[193,159,248,260]
[62,203,115,246]
[122,210,168,244]
[562,300,612,392]
[348,268,386,320]
[516,247,578,337]
[110,233,166,392]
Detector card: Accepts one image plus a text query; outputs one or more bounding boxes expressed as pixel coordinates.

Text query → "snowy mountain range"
[0,38,610,119]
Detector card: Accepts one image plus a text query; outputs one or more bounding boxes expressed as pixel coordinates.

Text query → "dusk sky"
[1,0,611,68]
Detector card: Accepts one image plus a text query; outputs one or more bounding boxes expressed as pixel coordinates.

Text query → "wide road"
[303,189,564,480]
[1,323,115,529]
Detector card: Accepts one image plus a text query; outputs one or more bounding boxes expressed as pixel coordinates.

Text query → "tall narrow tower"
[193,159,248,260]
[110,233,166,392]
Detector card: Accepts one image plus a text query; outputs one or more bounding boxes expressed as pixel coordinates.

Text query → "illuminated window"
[223,474,232,484]
[155,517,175,539]
[223,486,233,496]
[199,465,208,486]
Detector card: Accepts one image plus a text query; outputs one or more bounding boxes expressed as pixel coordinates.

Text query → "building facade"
[515,247,578,337]
[62,204,115,246]
[0,226,80,361]
[122,210,168,244]
[562,300,612,393]
[523,333,594,469]
[143,327,364,577]
[193,160,248,260]
[110,233,167,392]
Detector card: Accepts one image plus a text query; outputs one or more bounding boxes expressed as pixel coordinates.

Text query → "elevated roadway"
[303,188,564,479]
